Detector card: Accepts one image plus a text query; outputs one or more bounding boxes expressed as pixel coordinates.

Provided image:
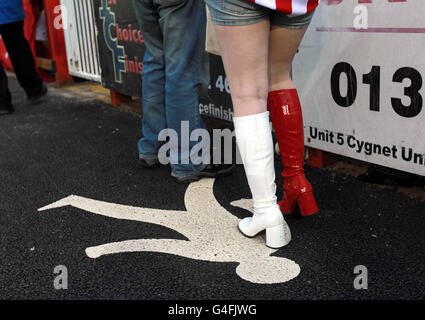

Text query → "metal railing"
[61,0,101,82]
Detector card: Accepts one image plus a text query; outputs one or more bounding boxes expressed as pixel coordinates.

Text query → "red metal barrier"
[110,90,132,106]
[307,147,338,168]
[42,0,73,86]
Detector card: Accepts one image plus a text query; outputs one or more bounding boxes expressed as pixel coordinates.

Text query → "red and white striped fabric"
[246,0,320,15]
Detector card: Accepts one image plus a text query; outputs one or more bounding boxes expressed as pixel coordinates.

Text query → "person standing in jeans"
[132,0,233,183]
[0,0,47,116]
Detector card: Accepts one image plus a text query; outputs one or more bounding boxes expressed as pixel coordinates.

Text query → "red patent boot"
[268,89,319,216]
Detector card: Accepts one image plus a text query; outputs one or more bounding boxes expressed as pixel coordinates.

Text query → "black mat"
[0,76,424,299]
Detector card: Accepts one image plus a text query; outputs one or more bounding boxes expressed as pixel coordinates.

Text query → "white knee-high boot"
[233,111,289,248]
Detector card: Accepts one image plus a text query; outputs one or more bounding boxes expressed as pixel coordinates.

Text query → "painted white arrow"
[38,178,300,284]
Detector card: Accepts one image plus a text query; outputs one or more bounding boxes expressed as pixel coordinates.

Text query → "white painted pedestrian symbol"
[38,178,300,284]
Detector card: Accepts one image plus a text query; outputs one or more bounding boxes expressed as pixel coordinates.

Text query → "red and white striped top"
[246,0,320,15]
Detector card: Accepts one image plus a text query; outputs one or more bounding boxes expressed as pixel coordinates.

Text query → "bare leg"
[213,20,270,117]
[268,25,307,91]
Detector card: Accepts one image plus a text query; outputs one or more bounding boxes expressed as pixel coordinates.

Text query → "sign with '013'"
[293,0,425,176]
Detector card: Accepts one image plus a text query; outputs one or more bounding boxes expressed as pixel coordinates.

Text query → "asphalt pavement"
[0,75,424,300]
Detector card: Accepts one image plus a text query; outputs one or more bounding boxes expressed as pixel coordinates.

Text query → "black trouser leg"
[0,20,43,98]
[0,62,12,108]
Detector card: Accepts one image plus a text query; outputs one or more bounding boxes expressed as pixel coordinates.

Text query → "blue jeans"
[132,0,209,177]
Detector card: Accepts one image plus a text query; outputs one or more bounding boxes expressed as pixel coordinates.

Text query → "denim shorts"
[205,0,315,29]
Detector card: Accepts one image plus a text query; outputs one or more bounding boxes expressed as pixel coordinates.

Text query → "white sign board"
[293,0,425,176]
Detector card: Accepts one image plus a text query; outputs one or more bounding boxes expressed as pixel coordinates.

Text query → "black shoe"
[28,83,48,104]
[139,156,162,168]
[0,104,14,116]
[199,163,235,178]
[172,163,235,184]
